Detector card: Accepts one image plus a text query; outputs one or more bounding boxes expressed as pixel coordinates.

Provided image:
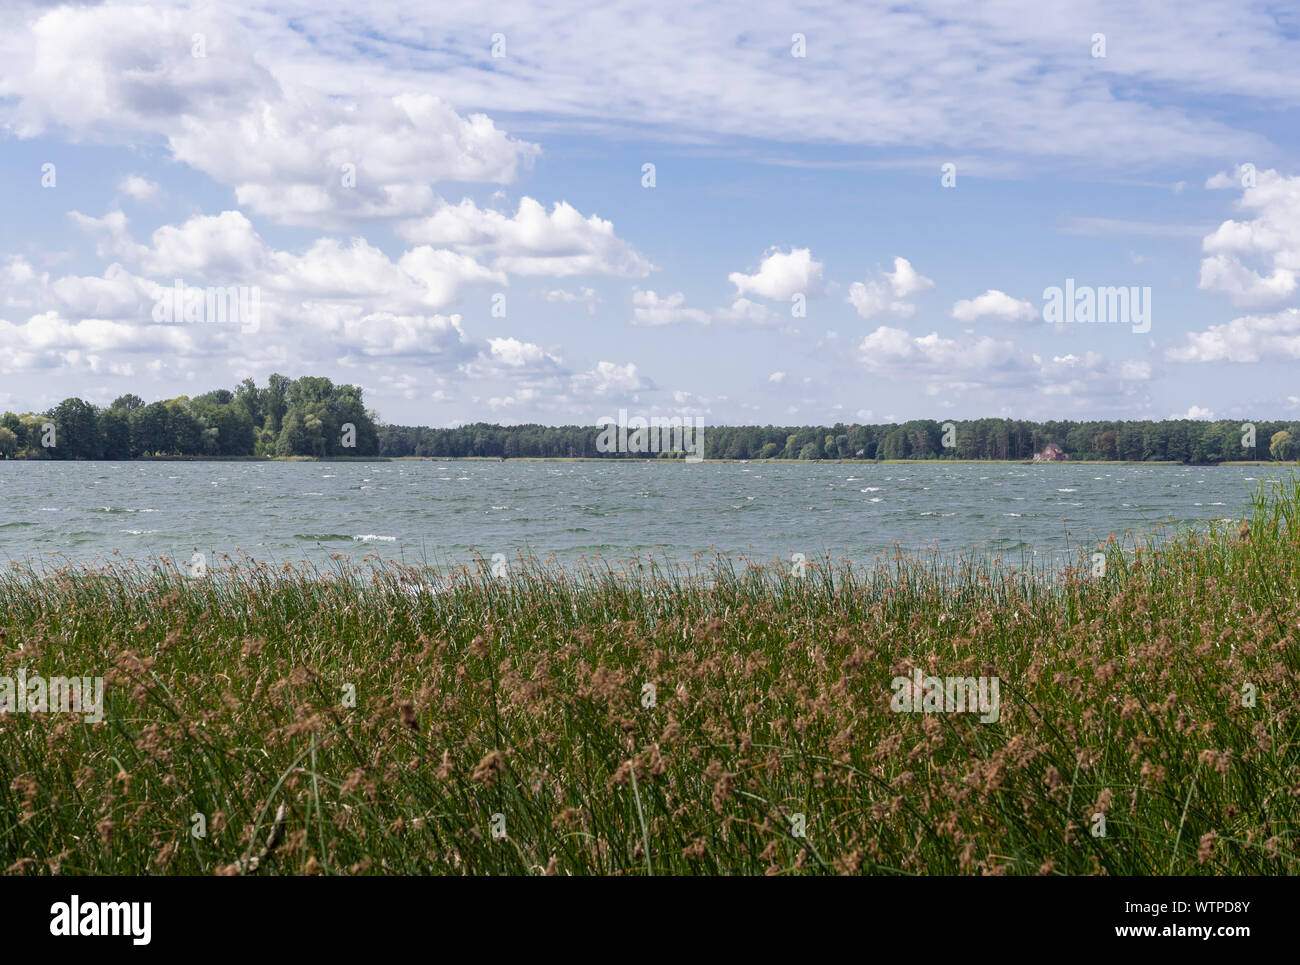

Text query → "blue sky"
[2,0,1299,427]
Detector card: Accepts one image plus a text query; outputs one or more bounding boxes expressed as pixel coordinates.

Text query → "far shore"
[0,455,1291,466]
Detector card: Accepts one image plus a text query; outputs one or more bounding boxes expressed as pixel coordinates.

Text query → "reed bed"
[1,478,1298,875]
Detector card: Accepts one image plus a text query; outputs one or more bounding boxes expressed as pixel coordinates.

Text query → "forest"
[2,376,1297,463]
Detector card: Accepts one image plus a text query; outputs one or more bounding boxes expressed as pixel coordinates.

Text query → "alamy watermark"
[0,670,104,723]
[890,669,1000,723]
[50,896,150,945]
[596,408,705,462]
[1042,279,1150,334]
[152,279,261,333]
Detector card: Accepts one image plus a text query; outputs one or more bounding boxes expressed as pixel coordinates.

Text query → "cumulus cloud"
[2,257,158,321]
[713,297,787,327]
[848,257,933,319]
[859,325,1013,373]
[483,337,559,369]
[729,248,824,301]
[1034,353,1152,398]
[631,289,711,326]
[1165,308,1300,363]
[67,209,503,316]
[0,310,194,375]
[628,290,787,328]
[857,325,1151,401]
[0,4,537,227]
[118,175,159,202]
[310,309,469,360]
[570,360,652,397]
[1199,169,1300,306]
[0,208,506,374]
[459,337,563,378]
[951,289,1038,323]
[540,287,601,314]
[1198,254,1296,306]
[399,198,651,278]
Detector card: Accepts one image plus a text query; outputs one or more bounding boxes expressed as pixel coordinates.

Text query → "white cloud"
[1199,169,1300,306]
[484,337,558,368]
[629,290,788,327]
[320,311,468,359]
[2,257,158,321]
[768,371,786,383]
[857,325,1151,402]
[459,337,563,378]
[729,248,824,301]
[713,297,787,327]
[1198,255,1296,306]
[1172,405,1216,420]
[1,208,504,375]
[0,4,537,227]
[68,209,503,316]
[1166,308,1300,363]
[400,198,651,278]
[0,310,194,375]
[631,289,711,327]
[859,326,1013,373]
[98,1,1287,173]
[570,360,651,397]
[951,289,1038,324]
[541,287,601,314]
[848,257,932,319]
[488,388,540,409]
[118,175,159,202]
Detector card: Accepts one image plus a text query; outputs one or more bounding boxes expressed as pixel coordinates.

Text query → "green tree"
[265,373,290,436]
[99,409,132,460]
[131,402,171,456]
[1269,430,1297,462]
[276,411,309,456]
[49,398,101,459]
[111,394,145,412]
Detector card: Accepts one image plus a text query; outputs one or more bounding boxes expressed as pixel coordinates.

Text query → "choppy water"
[0,460,1293,573]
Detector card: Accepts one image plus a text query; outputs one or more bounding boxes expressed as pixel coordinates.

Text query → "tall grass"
[1,478,1298,875]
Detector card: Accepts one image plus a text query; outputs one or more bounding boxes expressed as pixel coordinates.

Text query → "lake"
[0,460,1293,573]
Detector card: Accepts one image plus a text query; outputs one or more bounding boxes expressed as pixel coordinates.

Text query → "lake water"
[0,460,1293,574]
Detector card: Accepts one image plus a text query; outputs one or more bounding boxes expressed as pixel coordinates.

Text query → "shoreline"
[0,455,1289,466]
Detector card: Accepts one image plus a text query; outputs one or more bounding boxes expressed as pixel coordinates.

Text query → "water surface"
[0,461,1290,573]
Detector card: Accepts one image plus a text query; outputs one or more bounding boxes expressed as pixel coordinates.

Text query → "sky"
[1,0,1299,428]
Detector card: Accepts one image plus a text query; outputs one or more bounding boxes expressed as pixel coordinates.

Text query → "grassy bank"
[2,480,1299,876]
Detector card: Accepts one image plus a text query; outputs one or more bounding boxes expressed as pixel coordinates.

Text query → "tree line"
[0,375,379,459]
[380,418,1299,463]
[2,378,1297,463]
